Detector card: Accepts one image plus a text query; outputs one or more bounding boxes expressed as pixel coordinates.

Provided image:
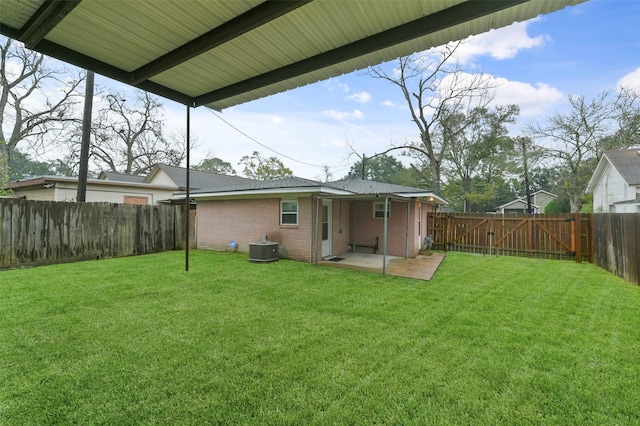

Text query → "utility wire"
[207,107,346,170]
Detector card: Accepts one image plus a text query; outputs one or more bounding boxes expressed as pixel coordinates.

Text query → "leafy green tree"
[529,166,563,194]
[8,149,54,180]
[194,157,236,175]
[440,104,519,212]
[580,193,594,213]
[545,196,571,214]
[238,151,292,180]
[346,153,406,183]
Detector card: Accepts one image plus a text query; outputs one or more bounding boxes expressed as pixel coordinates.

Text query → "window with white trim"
[373,200,390,218]
[281,200,298,225]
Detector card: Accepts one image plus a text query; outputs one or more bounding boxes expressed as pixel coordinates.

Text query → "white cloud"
[346,91,371,103]
[454,20,550,64]
[492,78,564,117]
[324,78,350,93]
[270,115,284,125]
[436,71,565,118]
[322,109,364,121]
[618,67,640,92]
[322,138,347,148]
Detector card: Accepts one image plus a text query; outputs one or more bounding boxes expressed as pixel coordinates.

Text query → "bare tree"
[367,42,495,194]
[609,87,640,149]
[513,135,545,213]
[527,92,616,212]
[0,141,9,194]
[88,89,183,175]
[319,165,333,183]
[0,37,83,174]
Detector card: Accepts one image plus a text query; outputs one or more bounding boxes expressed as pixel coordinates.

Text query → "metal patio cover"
[1,0,583,111]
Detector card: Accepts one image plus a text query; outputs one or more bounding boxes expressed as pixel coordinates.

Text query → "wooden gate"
[426,213,592,262]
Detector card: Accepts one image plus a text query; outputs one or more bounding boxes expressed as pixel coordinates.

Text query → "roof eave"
[183,186,352,199]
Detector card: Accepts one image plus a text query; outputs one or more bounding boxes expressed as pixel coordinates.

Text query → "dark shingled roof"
[191,176,323,194]
[98,171,146,183]
[190,177,435,197]
[148,164,255,189]
[325,179,431,195]
[604,149,640,185]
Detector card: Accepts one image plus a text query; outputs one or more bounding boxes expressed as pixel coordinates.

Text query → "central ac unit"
[249,241,279,262]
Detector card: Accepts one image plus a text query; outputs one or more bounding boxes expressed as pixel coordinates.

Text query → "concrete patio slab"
[319,251,446,281]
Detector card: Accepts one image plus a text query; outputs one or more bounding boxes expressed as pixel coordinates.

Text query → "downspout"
[383,196,389,276]
[352,201,357,253]
[405,200,410,258]
[309,197,314,263]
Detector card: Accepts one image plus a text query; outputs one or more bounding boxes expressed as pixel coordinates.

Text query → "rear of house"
[191,178,446,263]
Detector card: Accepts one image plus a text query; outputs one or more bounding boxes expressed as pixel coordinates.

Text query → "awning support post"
[383,196,389,276]
[185,105,191,272]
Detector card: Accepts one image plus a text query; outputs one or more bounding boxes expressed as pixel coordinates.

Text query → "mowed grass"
[1,251,639,424]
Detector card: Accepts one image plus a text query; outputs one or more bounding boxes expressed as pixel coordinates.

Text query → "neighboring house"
[6,164,256,205]
[97,171,146,183]
[5,175,177,205]
[144,163,252,190]
[586,149,640,213]
[495,190,557,214]
[188,177,447,262]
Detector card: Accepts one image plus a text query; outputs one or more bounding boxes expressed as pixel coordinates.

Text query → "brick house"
[189,177,446,263]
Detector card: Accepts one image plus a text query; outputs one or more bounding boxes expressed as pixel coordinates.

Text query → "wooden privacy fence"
[592,213,639,286]
[426,213,592,262]
[0,198,184,269]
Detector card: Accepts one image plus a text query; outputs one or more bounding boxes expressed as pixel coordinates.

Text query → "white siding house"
[6,176,177,205]
[5,164,256,205]
[495,191,557,214]
[586,149,640,213]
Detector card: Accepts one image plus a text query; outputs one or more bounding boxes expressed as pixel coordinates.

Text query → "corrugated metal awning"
[1,0,584,110]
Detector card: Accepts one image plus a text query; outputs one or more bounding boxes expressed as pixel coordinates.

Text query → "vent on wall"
[249,241,279,262]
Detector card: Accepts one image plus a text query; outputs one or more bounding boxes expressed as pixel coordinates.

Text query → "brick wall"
[348,199,438,257]
[196,196,440,262]
[350,200,411,257]
[197,197,315,262]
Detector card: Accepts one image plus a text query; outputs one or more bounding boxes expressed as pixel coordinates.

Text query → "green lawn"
[1,251,639,424]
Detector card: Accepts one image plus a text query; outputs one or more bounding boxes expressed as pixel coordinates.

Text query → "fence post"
[527,216,533,253]
[588,213,595,264]
[574,213,582,263]
[444,214,450,252]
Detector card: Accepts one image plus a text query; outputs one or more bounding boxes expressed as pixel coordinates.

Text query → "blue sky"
[104,0,640,180]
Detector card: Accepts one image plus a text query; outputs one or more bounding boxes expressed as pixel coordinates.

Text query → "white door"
[321,199,332,257]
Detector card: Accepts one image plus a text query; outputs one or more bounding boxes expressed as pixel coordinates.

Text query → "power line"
[206,107,346,170]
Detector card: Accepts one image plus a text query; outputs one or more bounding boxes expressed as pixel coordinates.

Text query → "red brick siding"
[349,199,431,258]
[197,196,439,261]
[197,197,315,262]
